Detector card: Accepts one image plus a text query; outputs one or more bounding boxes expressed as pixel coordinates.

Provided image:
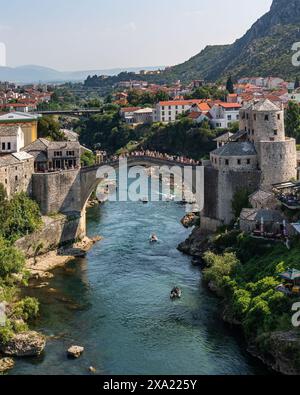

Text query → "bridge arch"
[80,156,204,218]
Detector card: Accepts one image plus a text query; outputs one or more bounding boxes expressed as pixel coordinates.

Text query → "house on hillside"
[209,103,241,129]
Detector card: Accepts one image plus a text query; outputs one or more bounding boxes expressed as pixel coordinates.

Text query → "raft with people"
[170,287,182,300]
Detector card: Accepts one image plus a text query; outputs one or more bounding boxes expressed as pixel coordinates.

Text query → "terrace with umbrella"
[276,268,300,295]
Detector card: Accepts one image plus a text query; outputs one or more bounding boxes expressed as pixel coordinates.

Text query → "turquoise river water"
[10,193,270,375]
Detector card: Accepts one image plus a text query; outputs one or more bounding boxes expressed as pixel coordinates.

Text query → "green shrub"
[0,320,14,344]
[0,238,25,278]
[203,252,240,289]
[13,297,39,321]
[1,193,42,241]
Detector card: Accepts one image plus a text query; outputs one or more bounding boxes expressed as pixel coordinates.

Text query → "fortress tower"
[241,99,297,190]
[201,99,298,230]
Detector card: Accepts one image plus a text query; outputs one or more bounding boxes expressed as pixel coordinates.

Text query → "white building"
[0,125,25,154]
[153,100,204,123]
[209,103,241,128]
[133,108,153,124]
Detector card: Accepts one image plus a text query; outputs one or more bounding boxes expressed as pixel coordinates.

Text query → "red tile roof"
[159,100,203,107]
[218,103,242,109]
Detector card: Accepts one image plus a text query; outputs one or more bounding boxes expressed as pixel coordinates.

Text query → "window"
[162,106,165,110]
[5,179,7,184]
[227,115,232,120]
[265,114,269,121]
[1,143,5,150]
[54,151,62,157]
[246,113,249,120]
[15,175,18,181]
[274,130,278,136]
[162,117,165,122]
[247,159,251,165]
[237,159,241,165]
[7,142,11,150]
[254,114,256,121]
[169,117,172,121]
[67,151,75,156]
[225,159,229,166]
[169,106,171,110]
[277,114,281,120]
[169,111,171,116]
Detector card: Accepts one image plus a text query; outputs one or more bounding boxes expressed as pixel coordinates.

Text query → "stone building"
[0,152,34,198]
[201,99,298,230]
[0,112,40,147]
[22,138,81,172]
[0,125,24,155]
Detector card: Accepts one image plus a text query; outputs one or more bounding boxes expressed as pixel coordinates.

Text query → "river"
[10,191,270,375]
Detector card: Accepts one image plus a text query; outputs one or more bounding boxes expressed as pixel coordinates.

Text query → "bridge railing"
[81,155,201,171]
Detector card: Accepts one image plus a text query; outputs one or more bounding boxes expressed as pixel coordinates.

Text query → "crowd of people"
[102,150,201,166]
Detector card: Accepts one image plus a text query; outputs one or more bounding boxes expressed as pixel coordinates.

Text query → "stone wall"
[32,169,81,215]
[15,213,85,258]
[257,139,297,190]
[217,169,261,224]
[0,157,34,199]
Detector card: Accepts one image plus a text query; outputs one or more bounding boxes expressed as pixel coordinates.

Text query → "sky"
[0,0,273,71]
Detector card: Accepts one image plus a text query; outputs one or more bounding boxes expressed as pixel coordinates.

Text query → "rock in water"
[2,332,46,357]
[89,366,97,374]
[67,345,84,359]
[181,213,198,228]
[0,358,14,373]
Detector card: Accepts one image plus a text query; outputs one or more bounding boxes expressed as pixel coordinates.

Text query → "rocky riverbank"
[26,236,102,281]
[178,224,300,376]
[0,235,103,374]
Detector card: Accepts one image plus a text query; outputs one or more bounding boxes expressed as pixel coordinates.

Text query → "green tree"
[232,189,251,219]
[226,76,234,94]
[286,101,300,142]
[38,116,65,141]
[1,193,42,241]
[0,237,25,277]
[81,151,96,167]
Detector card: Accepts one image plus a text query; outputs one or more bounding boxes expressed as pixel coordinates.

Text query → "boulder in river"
[0,357,14,373]
[181,213,199,228]
[2,331,46,357]
[67,345,84,359]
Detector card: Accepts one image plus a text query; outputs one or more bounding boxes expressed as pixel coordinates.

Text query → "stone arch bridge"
[31,156,203,239]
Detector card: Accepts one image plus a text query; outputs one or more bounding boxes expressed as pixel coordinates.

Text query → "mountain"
[0,65,163,84]
[161,0,300,82]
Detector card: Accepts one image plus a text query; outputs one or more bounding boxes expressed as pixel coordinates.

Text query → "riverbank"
[0,235,102,374]
[178,225,300,375]
[25,236,102,280]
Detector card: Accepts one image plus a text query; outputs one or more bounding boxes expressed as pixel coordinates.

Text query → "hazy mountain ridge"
[0,65,163,84]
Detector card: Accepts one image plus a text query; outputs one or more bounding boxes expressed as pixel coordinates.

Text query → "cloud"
[184,10,204,17]
[0,25,11,32]
[123,22,137,33]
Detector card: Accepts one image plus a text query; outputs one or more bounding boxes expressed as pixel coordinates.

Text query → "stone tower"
[240,99,297,190]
